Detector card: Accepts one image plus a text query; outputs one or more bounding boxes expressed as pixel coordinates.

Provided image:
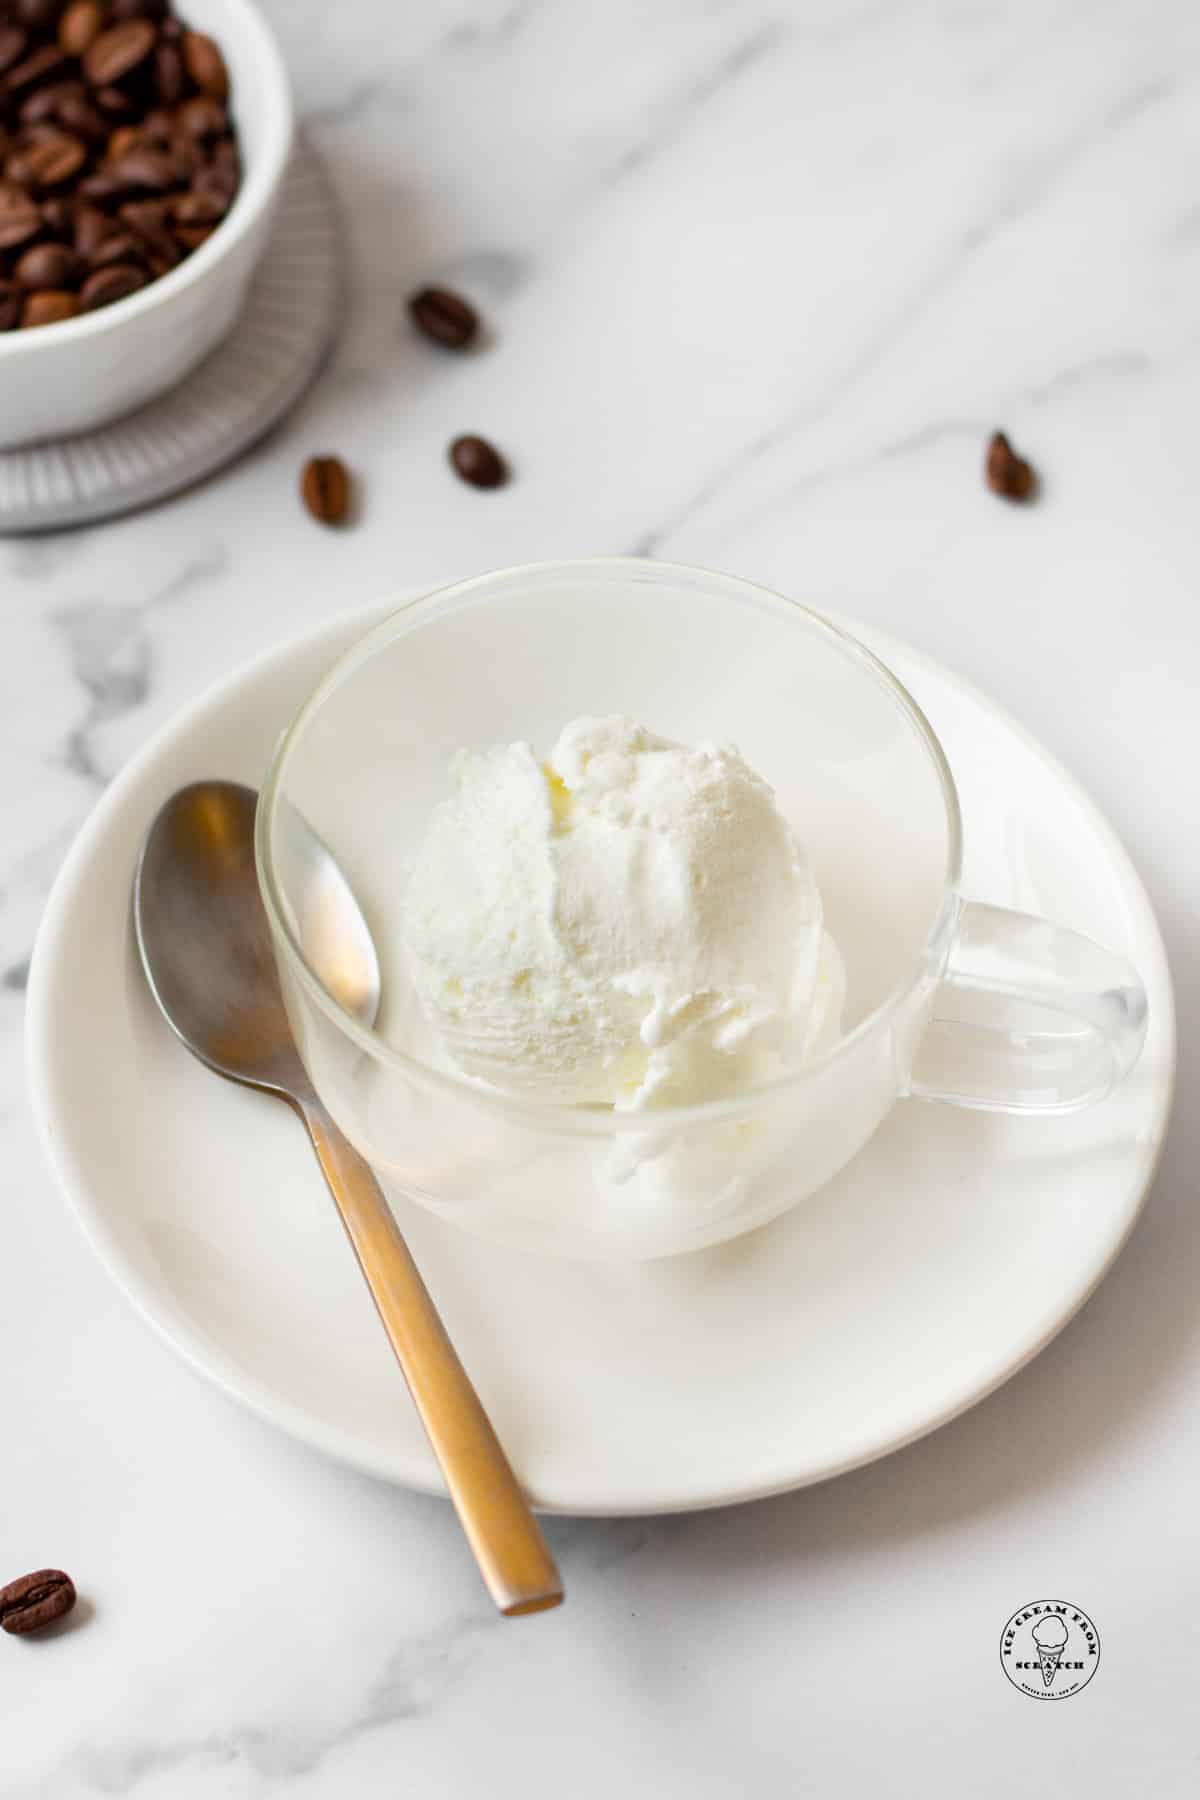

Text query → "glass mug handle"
[908,903,1148,1113]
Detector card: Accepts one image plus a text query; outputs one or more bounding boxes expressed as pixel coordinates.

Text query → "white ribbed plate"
[0,138,339,533]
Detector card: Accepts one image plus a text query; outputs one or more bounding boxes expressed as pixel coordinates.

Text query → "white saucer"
[26,604,1174,1515]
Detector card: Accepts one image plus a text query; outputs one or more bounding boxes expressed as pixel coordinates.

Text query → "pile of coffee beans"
[0,0,239,331]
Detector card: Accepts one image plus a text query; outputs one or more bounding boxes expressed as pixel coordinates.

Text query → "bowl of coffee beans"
[0,0,292,446]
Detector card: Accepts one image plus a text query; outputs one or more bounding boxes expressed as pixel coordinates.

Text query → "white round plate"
[27,603,1174,1515]
[0,139,339,533]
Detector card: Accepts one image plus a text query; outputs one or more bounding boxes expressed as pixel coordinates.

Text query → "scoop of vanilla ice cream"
[401,717,839,1109]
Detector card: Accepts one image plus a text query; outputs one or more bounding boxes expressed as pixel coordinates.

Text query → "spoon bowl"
[135,783,378,1096]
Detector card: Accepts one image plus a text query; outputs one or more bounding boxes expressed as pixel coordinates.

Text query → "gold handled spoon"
[134,781,563,1617]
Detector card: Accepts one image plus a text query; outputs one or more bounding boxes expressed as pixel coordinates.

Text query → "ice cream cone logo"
[1000,1599,1100,1701]
[1032,1616,1069,1687]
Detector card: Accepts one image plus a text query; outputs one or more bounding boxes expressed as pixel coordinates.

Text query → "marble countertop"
[3,1,1197,1793]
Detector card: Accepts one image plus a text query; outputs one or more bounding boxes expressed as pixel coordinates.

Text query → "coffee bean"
[985,430,1036,502]
[170,184,223,225]
[16,0,67,29]
[119,196,178,263]
[5,43,68,92]
[154,40,183,103]
[140,107,174,144]
[58,0,103,57]
[10,131,86,188]
[105,123,140,160]
[0,179,42,247]
[80,261,146,307]
[409,285,479,350]
[449,435,507,489]
[55,92,107,143]
[19,77,83,125]
[94,83,135,117]
[167,130,198,176]
[175,94,226,140]
[73,198,110,252]
[16,239,83,286]
[172,221,209,250]
[87,228,148,267]
[0,26,30,77]
[0,279,21,329]
[193,147,235,206]
[0,1570,76,1635]
[40,193,73,231]
[78,167,126,201]
[181,30,227,100]
[21,286,77,326]
[301,455,352,526]
[109,146,177,192]
[84,19,155,86]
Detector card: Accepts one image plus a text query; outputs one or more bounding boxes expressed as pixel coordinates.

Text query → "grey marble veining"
[2,1,1198,1795]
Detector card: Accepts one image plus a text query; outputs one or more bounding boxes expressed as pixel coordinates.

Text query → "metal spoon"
[134,780,563,1617]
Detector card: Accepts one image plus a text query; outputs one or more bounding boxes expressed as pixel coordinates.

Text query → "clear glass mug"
[256,560,1147,1260]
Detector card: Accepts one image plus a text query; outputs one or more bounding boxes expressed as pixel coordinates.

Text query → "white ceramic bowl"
[0,0,293,449]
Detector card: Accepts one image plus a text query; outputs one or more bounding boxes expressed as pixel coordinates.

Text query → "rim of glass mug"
[256,558,964,1136]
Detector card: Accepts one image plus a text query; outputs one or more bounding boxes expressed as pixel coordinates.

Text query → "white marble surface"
[2,0,1197,1792]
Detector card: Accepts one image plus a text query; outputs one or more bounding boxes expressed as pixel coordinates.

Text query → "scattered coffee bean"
[0,1569,77,1636]
[985,431,1036,502]
[15,239,84,287]
[449,434,507,489]
[80,261,146,309]
[301,454,352,526]
[0,0,243,329]
[409,285,479,350]
[21,287,78,326]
